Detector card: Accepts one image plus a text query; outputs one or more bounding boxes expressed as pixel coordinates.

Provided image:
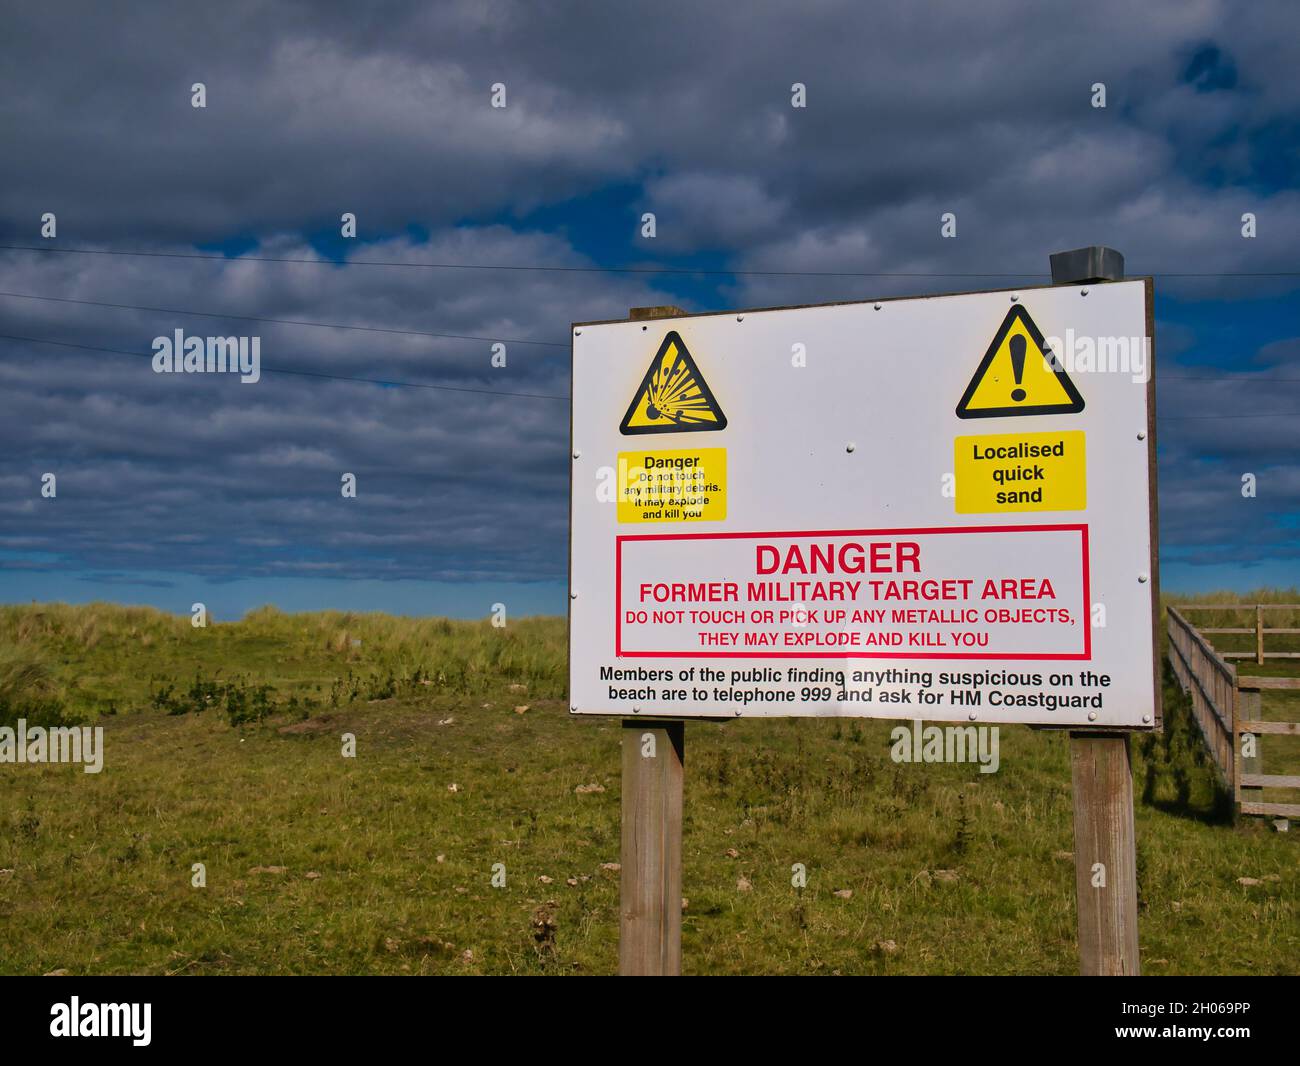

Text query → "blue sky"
[0,1,1297,619]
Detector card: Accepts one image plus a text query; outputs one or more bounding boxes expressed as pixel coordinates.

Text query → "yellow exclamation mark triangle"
[620,331,727,434]
[956,305,1085,419]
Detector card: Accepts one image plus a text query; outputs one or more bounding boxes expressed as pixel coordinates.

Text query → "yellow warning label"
[956,306,1084,419]
[955,431,1086,513]
[617,449,726,523]
[620,331,727,435]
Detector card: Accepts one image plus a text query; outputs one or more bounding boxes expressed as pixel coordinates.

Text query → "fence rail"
[1176,603,1300,661]
[1166,606,1299,820]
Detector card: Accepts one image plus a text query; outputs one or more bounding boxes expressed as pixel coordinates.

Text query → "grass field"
[0,599,1295,976]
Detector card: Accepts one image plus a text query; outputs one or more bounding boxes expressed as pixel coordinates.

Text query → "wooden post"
[619,304,687,976]
[619,720,684,975]
[1238,687,1261,815]
[1050,247,1143,976]
[1070,732,1141,975]
[1256,605,1265,665]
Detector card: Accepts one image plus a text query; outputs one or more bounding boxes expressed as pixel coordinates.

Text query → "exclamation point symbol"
[1009,334,1027,402]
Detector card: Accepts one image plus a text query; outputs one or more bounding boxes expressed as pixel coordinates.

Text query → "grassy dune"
[0,601,1294,976]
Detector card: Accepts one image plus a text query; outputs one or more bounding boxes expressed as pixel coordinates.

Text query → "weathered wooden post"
[1237,683,1262,816]
[1256,605,1265,665]
[1050,246,1144,976]
[619,719,684,975]
[1069,732,1141,974]
[619,305,687,977]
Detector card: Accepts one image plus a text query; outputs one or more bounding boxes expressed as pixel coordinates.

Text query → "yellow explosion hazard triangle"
[956,305,1085,419]
[620,330,727,434]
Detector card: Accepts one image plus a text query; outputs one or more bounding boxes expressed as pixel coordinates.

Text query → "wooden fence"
[1166,606,1300,820]
[1177,602,1300,662]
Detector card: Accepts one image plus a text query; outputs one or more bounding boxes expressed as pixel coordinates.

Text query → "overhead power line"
[2,290,1299,387]
[2,242,1298,278]
[0,290,568,348]
[1162,372,1300,383]
[0,333,568,401]
[1158,410,1300,420]
[6,331,1300,421]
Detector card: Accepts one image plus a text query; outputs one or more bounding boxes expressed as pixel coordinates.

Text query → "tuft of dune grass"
[0,646,76,727]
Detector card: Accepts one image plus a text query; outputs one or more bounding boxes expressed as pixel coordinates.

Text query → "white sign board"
[570,281,1158,727]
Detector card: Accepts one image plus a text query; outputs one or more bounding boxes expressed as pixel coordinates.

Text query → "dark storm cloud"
[5,0,1298,256]
[0,0,1297,598]
[0,231,670,586]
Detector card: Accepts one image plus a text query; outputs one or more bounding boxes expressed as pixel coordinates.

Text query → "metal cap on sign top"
[1049,246,1125,285]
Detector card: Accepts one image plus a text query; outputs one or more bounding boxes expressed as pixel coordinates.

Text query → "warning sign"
[617,449,726,524]
[571,280,1157,727]
[620,331,727,434]
[956,306,1085,419]
[954,431,1086,513]
[617,526,1089,659]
